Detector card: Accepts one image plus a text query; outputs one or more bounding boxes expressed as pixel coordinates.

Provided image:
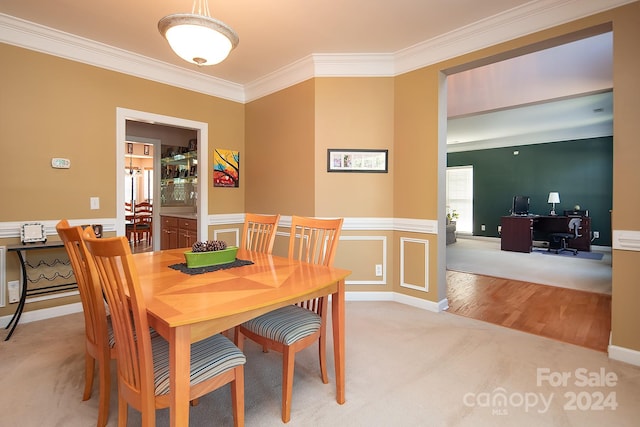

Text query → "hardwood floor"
[446,270,611,352]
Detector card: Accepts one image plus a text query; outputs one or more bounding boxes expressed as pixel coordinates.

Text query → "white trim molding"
[340,235,388,286]
[0,219,116,239]
[206,213,246,226]
[0,246,5,307]
[400,237,430,293]
[345,291,447,313]
[0,216,437,240]
[213,228,241,248]
[0,302,82,329]
[608,344,640,367]
[2,0,634,103]
[612,230,640,251]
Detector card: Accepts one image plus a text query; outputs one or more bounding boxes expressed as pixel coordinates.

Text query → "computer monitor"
[512,195,530,215]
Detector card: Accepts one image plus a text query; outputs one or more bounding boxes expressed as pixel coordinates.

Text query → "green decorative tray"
[184,246,238,268]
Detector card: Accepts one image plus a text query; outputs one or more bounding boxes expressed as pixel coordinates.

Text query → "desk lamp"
[548,192,560,215]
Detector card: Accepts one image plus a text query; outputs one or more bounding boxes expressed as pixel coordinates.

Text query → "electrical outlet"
[8,280,20,303]
[593,231,600,239]
[481,224,486,231]
[375,264,383,277]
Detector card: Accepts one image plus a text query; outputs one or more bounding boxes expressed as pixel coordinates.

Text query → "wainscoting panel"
[213,227,241,247]
[400,237,429,293]
[337,235,387,285]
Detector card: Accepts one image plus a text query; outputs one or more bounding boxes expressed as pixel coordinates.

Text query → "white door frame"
[116,108,209,247]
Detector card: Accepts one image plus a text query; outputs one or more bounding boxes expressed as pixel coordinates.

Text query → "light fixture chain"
[192,0,212,18]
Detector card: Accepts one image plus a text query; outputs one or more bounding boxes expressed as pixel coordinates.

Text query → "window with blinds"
[446,166,473,233]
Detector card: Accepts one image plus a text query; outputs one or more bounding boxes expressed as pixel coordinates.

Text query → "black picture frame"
[127,143,133,154]
[327,149,388,173]
[143,144,150,156]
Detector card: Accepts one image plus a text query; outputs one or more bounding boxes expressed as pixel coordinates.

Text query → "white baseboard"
[608,344,640,367]
[346,291,448,312]
[0,302,82,328]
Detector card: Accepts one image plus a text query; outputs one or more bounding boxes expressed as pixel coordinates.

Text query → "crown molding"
[394,0,634,76]
[0,13,245,103]
[244,53,395,102]
[0,0,634,103]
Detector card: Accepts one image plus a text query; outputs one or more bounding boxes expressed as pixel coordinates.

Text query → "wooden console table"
[4,241,76,340]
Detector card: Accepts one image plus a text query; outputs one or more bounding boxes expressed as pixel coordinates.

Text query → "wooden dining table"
[132,247,351,426]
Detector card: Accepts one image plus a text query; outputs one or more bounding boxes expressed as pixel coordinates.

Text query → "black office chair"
[548,217,582,255]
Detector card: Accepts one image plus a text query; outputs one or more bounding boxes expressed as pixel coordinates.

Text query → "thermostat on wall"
[51,158,71,169]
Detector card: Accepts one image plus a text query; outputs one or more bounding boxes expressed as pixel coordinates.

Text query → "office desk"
[500,215,591,253]
[132,248,351,427]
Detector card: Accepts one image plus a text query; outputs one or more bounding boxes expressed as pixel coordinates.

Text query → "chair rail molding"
[612,230,640,251]
[0,219,116,239]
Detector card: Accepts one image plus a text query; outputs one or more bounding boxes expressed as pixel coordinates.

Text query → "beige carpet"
[447,237,612,294]
[2,301,639,426]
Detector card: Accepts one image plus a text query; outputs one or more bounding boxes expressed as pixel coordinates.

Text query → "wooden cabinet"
[160,147,197,208]
[160,215,197,250]
[160,216,178,250]
[177,218,197,249]
[501,216,534,252]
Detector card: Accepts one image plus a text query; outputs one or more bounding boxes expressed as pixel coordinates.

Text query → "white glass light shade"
[547,192,560,204]
[158,14,239,66]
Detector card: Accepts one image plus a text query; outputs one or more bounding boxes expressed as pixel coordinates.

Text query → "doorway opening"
[116,108,209,251]
[439,28,613,348]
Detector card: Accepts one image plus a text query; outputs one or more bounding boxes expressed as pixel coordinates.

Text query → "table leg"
[4,250,28,341]
[170,325,191,427]
[331,279,346,404]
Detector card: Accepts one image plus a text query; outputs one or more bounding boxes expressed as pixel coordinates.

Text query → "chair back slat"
[134,202,153,216]
[241,213,280,254]
[56,221,109,353]
[288,216,343,267]
[289,216,343,315]
[82,231,155,405]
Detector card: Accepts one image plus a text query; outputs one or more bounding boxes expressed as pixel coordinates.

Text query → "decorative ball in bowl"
[184,240,238,268]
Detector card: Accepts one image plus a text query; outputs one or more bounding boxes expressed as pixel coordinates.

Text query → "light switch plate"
[51,158,71,169]
[90,197,100,210]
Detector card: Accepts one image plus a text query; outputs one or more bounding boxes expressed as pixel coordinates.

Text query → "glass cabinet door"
[160,145,197,207]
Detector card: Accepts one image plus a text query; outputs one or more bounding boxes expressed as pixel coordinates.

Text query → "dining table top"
[132,247,351,335]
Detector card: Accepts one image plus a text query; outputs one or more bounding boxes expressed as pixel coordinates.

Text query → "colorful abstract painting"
[213,148,239,187]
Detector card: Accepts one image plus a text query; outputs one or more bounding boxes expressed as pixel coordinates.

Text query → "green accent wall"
[447,137,613,246]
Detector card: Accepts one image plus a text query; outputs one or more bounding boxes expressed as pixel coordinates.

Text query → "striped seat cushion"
[242,305,321,345]
[105,315,159,349]
[106,318,115,348]
[152,334,246,396]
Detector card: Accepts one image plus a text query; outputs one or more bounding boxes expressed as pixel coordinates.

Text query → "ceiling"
[0,0,536,85]
[0,0,621,147]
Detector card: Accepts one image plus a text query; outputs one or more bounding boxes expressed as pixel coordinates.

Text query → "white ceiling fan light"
[158,0,239,66]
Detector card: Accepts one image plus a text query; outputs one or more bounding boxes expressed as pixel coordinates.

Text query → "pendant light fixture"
[158,0,239,66]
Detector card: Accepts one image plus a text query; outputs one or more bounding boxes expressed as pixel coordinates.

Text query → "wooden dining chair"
[240,213,280,253]
[56,220,116,427]
[235,215,343,423]
[134,202,153,245]
[81,230,246,427]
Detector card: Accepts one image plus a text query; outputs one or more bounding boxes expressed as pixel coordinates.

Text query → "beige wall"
[244,81,315,216]
[608,2,640,352]
[0,43,245,317]
[314,78,395,218]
